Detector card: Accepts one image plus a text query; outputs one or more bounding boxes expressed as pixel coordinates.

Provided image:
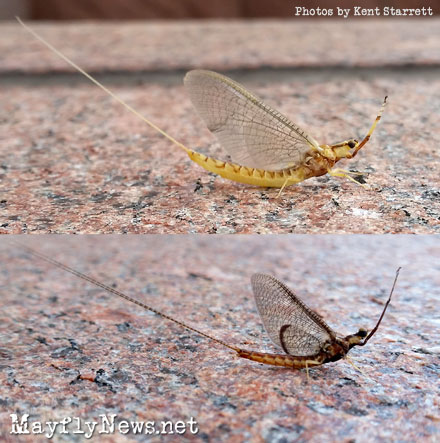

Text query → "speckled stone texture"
[1,19,440,233]
[1,20,439,72]
[0,236,439,442]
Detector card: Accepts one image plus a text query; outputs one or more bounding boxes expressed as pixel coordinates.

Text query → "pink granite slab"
[1,19,439,73]
[1,19,439,233]
[1,72,439,233]
[0,236,439,441]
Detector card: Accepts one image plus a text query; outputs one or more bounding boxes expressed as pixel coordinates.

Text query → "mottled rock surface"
[0,236,439,441]
[1,19,439,233]
[1,20,439,72]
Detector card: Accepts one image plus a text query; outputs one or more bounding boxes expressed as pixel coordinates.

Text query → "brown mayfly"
[19,244,401,375]
[17,18,387,194]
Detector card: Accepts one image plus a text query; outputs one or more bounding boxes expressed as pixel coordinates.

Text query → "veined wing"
[251,274,336,356]
[184,70,320,171]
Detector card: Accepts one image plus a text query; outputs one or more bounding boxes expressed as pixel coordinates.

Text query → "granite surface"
[1,19,439,73]
[1,19,440,233]
[0,235,439,441]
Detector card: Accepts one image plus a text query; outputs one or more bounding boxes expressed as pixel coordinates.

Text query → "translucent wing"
[184,70,320,171]
[251,273,336,356]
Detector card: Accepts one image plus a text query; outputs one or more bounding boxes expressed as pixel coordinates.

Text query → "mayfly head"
[344,328,368,349]
[327,139,359,161]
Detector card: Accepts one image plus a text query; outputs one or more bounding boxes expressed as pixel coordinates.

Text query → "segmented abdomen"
[237,349,325,368]
[187,150,315,187]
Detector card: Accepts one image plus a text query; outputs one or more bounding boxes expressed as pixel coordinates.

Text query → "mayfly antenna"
[359,267,401,346]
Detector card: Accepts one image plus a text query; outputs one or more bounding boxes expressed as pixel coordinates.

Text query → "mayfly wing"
[184,70,320,171]
[251,274,336,356]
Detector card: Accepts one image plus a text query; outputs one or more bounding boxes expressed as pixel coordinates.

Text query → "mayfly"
[19,243,401,374]
[18,18,387,193]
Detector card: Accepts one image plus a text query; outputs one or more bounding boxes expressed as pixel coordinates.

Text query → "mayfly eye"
[357,328,368,338]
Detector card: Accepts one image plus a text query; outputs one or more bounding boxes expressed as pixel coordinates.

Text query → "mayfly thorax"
[18,243,401,374]
[17,18,387,193]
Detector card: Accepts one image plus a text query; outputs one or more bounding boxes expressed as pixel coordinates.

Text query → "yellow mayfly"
[18,18,387,194]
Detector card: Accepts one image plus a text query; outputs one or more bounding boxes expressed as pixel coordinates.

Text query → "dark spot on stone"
[353,174,367,184]
[344,407,369,416]
[188,272,213,281]
[225,195,238,204]
[90,193,110,203]
[264,424,304,442]
[36,336,48,345]
[266,211,279,222]
[94,369,117,392]
[421,190,440,200]
[182,344,198,353]
[117,322,131,332]
[68,339,80,350]
[307,401,335,415]
[212,395,236,410]
[129,343,143,352]
[194,179,203,192]
[51,346,76,358]
[217,423,231,433]
[199,432,210,442]
[413,347,436,355]
[337,377,361,387]
[70,375,82,385]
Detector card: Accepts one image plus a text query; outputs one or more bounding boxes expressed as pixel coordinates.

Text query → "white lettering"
[145,421,155,434]
[59,417,71,434]
[354,7,380,16]
[118,421,130,434]
[161,420,174,434]
[337,7,350,18]
[188,417,199,434]
[72,417,84,434]
[131,420,144,433]
[31,422,43,434]
[294,6,333,16]
[383,7,433,16]
[84,421,97,439]
[10,414,30,434]
[174,421,186,434]
[100,414,116,433]
[10,414,200,437]
[45,421,58,439]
